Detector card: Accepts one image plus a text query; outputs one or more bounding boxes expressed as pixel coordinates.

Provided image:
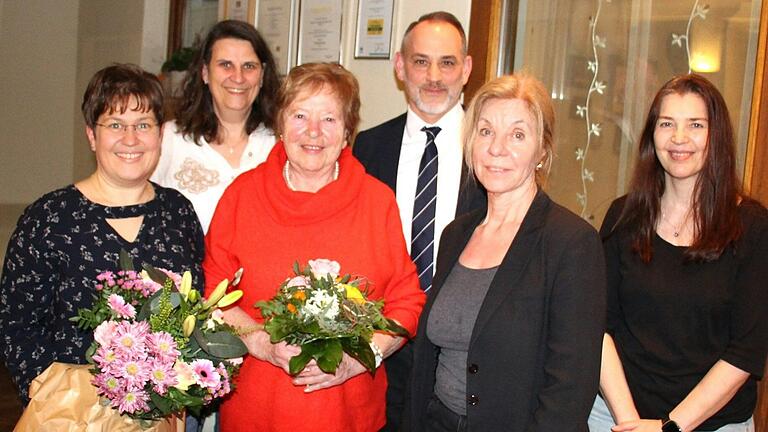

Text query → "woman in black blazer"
[405,74,606,431]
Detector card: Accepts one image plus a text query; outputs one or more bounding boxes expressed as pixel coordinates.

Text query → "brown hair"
[275,63,361,143]
[81,63,164,128]
[462,73,555,185]
[616,73,743,262]
[401,11,467,55]
[175,20,280,145]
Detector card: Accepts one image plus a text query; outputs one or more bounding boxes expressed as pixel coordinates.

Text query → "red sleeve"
[379,198,425,337]
[202,185,241,298]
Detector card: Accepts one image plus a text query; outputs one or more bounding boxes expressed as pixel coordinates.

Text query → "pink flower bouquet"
[70,252,247,423]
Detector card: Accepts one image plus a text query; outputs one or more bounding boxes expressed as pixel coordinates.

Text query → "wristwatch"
[661,418,682,432]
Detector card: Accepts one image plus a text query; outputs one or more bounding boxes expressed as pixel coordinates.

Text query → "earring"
[535,161,543,170]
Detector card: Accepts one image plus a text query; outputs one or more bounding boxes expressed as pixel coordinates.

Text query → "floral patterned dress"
[0,183,204,402]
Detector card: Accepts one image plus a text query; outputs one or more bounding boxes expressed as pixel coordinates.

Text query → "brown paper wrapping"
[14,362,184,432]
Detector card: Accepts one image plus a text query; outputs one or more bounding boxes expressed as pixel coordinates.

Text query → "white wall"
[0,0,471,205]
[0,0,79,204]
[342,0,471,130]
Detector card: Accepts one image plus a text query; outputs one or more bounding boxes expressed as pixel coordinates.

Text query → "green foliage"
[257,260,410,375]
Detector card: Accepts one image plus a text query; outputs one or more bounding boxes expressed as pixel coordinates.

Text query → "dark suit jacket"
[405,190,606,432]
[352,113,486,217]
[353,112,486,431]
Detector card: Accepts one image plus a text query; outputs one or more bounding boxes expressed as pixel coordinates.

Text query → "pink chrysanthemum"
[107,294,136,319]
[147,331,180,363]
[190,359,221,389]
[286,275,310,288]
[114,387,150,414]
[92,346,119,372]
[92,371,122,399]
[113,321,149,355]
[114,358,151,388]
[148,360,178,394]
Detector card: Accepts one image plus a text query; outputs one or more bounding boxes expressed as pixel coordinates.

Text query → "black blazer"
[352,113,485,217]
[405,190,606,431]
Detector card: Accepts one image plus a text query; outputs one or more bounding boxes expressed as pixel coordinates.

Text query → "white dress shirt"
[396,104,464,273]
[151,120,276,233]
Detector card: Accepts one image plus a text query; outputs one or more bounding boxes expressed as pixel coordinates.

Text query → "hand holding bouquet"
[70,252,248,423]
[256,259,409,376]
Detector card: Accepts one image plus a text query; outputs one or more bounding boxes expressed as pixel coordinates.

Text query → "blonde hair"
[462,73,555,185]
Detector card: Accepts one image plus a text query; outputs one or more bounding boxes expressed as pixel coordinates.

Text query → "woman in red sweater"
[203,63,426,431]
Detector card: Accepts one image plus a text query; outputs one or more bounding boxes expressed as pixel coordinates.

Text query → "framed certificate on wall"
[354,0,394,59]
[297,0,343,64]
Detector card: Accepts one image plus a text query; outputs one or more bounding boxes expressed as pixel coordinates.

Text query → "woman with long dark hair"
[152,20,280,232]
[589,74,768,432]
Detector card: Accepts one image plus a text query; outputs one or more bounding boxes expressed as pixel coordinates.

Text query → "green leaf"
[293,261,300,275]
[289,345,317,375]
[142,263,170,285]
[150,392,173,415]
[343,337,376,374]
[315,338,343,374]
[119,249,135,271]
[384,318,410,337]
[193,328,248,358]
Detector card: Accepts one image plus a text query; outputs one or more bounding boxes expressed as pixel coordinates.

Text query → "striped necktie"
[411,126,441,291]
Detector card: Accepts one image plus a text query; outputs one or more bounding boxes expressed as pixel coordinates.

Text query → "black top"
[407,190,605,431]
[0,184,205,402]
[602,196,768,430]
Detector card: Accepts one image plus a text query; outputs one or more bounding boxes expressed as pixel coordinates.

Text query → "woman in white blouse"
[152,20,280,232]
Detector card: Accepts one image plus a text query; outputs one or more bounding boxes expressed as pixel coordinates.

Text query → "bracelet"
[235,324,263,336]
[369,341,384,368]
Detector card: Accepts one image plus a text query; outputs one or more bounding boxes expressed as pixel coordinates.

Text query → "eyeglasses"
[95,122,158,135]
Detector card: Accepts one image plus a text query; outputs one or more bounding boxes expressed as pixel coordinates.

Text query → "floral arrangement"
[70,252,248,422]
[256,259,408,375]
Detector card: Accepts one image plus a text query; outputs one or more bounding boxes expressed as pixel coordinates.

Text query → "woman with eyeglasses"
[0,63,204,404]
[152,20,280,233]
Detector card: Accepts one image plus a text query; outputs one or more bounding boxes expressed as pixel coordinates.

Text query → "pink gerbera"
[147,331,180,363]
[107,294,136,319]
[190,359,221,389]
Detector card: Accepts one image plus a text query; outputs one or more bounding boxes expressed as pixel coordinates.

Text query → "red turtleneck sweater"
[204,143,424,432]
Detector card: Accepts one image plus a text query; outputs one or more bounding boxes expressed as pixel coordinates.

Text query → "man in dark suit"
[353,11,485,431]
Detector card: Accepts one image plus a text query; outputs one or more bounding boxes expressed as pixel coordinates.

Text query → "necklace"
[283,160,339,191]
[660,210,691,238]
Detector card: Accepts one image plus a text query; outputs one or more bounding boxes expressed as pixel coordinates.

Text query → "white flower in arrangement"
[304,289,340,320]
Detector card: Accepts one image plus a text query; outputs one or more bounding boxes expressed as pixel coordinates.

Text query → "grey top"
[427,261,497,416]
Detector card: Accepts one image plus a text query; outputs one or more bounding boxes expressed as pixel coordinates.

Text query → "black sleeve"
[528,225,607,431]
[721,204,768,377]
[0,202,59,401]
[600,197,625,336]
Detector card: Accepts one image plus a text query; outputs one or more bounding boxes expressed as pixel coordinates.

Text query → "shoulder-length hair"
[82,63,164,128]
[275,63,360,144]
[175,20,280,145]
[618,73,743,262]
[462,72,555,186]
